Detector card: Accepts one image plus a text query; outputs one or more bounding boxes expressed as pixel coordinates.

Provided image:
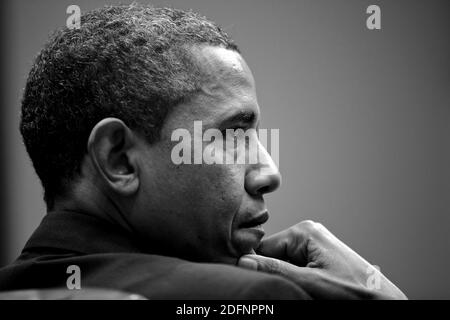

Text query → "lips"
[232,210,269,254]
[239,210,269,229]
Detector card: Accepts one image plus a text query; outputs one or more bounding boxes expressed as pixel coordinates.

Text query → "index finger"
[256,225,309,266]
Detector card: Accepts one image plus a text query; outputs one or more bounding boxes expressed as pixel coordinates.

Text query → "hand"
[238,220,407,300]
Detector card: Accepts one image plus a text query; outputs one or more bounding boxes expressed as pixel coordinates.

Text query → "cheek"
[141,144,246,240]
[184,163,245,215]
[179,165,246,242]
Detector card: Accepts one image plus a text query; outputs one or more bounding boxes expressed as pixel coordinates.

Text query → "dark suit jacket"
[0,210,309,299]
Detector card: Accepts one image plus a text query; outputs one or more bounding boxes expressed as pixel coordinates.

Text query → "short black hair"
[20,4,239,209]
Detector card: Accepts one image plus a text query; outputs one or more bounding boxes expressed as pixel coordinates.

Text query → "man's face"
[131,46,281,264]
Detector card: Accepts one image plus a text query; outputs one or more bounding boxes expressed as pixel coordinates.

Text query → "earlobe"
[87,118,140,196]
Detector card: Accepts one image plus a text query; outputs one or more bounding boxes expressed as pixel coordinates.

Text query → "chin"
[231,227,265,257]
[197,228,265,265]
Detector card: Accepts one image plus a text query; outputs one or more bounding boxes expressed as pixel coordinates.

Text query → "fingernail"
[238,256,258,270]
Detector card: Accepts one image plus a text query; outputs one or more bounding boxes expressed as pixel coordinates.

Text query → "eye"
[221,127,245,137]
[222,127,255,152]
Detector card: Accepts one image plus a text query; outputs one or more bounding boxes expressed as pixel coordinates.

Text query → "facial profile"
[126,45,281,264]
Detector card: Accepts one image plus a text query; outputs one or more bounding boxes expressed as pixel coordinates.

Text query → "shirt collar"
[23,210,143,255]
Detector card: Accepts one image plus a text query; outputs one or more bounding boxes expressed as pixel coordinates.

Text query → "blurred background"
[0,0,449,299]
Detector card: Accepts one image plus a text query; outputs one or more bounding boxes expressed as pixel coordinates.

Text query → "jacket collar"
[23,210,143,255]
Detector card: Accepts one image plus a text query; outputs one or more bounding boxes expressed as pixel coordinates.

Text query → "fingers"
[245,221,408,300]
[238,254,370,300]
[238,254,316,287]
[238,254,284,274]
[256,230,291,261]
[257,220,321,266]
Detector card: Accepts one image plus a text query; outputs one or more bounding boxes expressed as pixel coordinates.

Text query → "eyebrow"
[219,109,258,128]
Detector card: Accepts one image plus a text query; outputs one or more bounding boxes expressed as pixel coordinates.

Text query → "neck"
[51,180,133,234]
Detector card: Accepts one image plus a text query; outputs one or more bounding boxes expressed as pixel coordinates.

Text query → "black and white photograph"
[0,0,449,307]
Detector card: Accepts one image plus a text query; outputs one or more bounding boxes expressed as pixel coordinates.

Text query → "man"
[0,4,406,299]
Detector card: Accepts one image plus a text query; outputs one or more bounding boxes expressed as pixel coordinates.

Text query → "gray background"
[1,0,449,299]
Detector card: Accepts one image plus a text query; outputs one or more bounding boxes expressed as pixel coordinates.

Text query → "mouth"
[239,210,269,230]
[232,210,269,255]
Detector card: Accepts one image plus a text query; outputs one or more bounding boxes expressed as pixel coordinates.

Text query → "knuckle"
[296,220,321,234]
[314,222,326,233]
[265,258,283,274]
[300,220,316,227]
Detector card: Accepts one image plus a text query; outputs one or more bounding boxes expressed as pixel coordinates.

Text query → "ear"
[87,118,139,196]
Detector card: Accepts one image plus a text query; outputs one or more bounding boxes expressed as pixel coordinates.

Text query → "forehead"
[164,46,259,131]
[195,46,250,84]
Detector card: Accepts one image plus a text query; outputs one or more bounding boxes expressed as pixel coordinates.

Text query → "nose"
[245,141,282,196]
